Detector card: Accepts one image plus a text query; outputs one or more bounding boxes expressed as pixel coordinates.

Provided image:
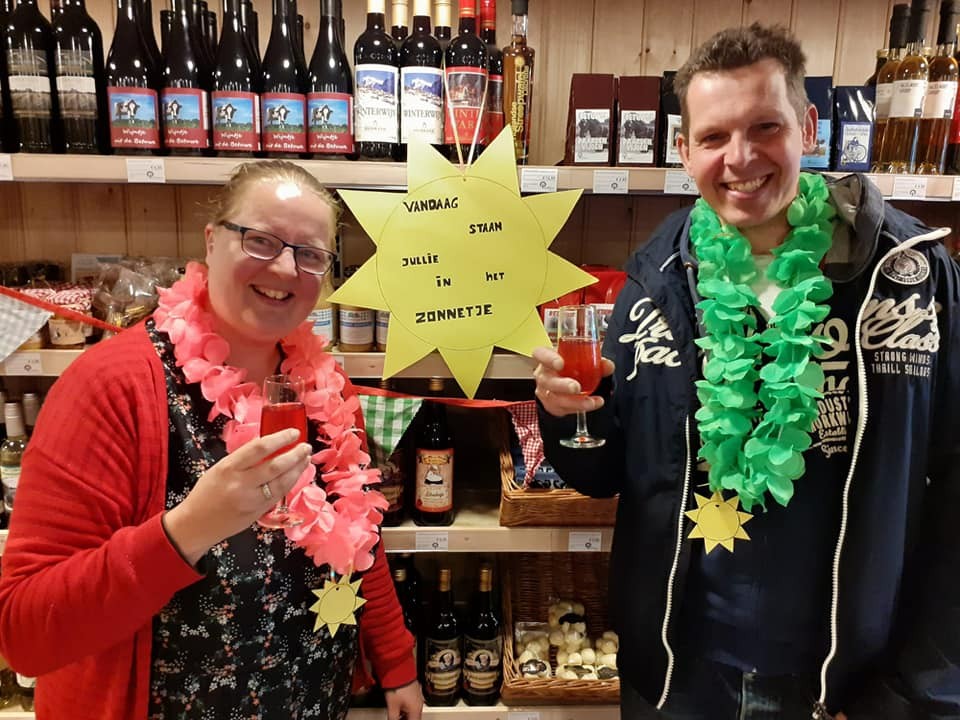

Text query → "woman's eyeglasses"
[219,221,337,276]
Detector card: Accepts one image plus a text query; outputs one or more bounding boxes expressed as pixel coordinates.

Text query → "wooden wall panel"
[641,0,694,76]
[20,184,78,261]
[742,0,794,28]
[74,185,127,253]
[176,186,216,259]
[791,0,841,78]
[833,0,888,85]
[126,185,180,257]
[691,0,742,46]
[581,197,633,267]
[0,186,26,262]
[549,201,585,265]
[591,0,644,78]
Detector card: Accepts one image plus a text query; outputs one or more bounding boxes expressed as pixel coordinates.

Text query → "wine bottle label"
[889,79,928,119]
[664,113,682,164]
[56,49,97,121]
[1,465,19,513]
[355,64,399,143]
[508,63,532,160]
[339,308,375,345]
[261,92,307,152]
[212,91,261,152]
[7,49,51,119]
[308,306,335,346]
[836,122,871,171]
[424,637,461,697]
[574,108,610,163]
[444,66,488,146]
[307,91,354,154]
[618,109,655,164]
[380,454,404,511]
[376,309,390,347]
[15,674,35,689]
[462,635,502,696]
[485,72,504,139]
[875,83,894,119]
[921,80,958,119]
[400,67,443,145]
[107,86,161,149]
[415,448,453,512]
[161,88,210,148]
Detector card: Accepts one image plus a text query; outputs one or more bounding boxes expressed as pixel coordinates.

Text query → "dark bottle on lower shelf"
[462,563,502,706]
[422,567,461,706]
[412,377,454,527]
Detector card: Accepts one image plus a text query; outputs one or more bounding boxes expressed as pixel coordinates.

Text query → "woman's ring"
[261,482,273,500]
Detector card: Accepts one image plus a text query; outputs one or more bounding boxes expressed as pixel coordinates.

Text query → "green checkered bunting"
[360,394,423,467]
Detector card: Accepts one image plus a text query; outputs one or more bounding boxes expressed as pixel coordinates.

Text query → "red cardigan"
[0,324,416,719]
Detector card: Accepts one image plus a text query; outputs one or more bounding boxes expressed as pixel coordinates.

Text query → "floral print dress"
[147,320,360,720]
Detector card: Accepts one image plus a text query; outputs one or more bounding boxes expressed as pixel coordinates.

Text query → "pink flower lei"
[153,262,387,575]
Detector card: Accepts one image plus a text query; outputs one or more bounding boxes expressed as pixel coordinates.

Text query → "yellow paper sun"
[329,126,595,398]
[309,575,366,637]
[685,490,753,553]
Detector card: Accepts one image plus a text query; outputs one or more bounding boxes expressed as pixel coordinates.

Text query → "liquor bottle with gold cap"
[917,0,959,172]
[422,566,461,706]
[871,3,911,168]
[462,562,502,706]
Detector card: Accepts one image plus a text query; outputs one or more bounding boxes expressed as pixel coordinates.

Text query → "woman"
[0,161,423,720]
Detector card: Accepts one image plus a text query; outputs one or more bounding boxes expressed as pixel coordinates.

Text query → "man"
[534,24,960,720]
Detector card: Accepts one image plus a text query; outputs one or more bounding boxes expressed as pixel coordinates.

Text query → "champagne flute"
[556,305,606,449]
[258,375,308,528]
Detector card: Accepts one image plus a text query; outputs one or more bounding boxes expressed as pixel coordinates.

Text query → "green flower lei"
[690,172,835,511]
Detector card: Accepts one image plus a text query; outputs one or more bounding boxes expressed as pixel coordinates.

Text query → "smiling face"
[677,59,817,247]
[204,180,335,350]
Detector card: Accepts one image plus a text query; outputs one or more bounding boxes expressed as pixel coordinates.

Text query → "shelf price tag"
[663,170,699,195]
[0,154,12,181]
[3,352,42,376]
[415,531,449,552]
[520,167,559,193]
[593,169,629,195]
[891,175,927,200]
[126,158,166,184]
[568,531,602,552]
[508,713,541,720]
[952,177,960,201]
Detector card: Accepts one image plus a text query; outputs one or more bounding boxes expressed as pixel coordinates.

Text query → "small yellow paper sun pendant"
[685,490,753,553]
[309,575,366,637]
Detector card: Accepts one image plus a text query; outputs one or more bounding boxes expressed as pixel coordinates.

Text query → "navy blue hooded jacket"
[540,174,960,718]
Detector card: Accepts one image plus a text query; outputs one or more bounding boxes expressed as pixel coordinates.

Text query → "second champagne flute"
[258,374,308,528]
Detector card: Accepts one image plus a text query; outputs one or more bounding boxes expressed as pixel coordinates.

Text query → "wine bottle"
[308,0,354,156]
[354,0,399,159]
[391,0,407,43]
[378,379,407,527]
[879,0,932,173]
[159,8,172,54]
[413,377,454,527]
[293,9,305,68]
[866,49,888,86]
[398,0,442,161]
[186,0,213,72]
[433,0,450,50]
[422,567,461,706]
[260,0,307,155]
[871,3,911,168]
[1,403,27,520]
[138,0,162,71]
[462,563,502,706]
[106,0,162,153]
[502,0,533,162]
[4,0,62,152]
[239,0,259,65]
[204,8,217,57]
[162,0,211,154]
[52,0,107,152]
[212,0,259,154]
[444,0,487,161]
[392,566,419,638]
[917,0,958,173]
[479,0,502,142]
[0,0,16,152]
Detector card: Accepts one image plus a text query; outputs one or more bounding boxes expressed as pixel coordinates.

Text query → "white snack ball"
[582,670,598,680]
[568,651,583,666]
[600,653,618,668]
[572,602,585,616]
[538,638,551,654]
[580,648,597,665]
[600,640,617,655]
[602,631,619,644]
[518,649,535,664]
[573,621,587,635]
[560,669,579,680]
[556,650,569,666]
[549,630,564,647]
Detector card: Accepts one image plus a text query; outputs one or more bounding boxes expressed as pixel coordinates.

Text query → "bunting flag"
[359,393,424,467]
[0,293,52,362]
[507,400,546,484]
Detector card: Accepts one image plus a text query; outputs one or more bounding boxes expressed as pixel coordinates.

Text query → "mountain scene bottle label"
[401,66,442,144]
[261,91,306,152]
[443,66,485,145]
[355,63,398,142]
[56,49,97,124]
[107,86,160,148]
[212,91,260,151]
[307,90,353,153]
[415,448,453,511]
[161,87,210,148]
[7,49,51,122]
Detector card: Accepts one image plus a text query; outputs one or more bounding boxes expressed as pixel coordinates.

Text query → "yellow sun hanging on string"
[309,574,367,637]
[329,126,595,398]
[685,490,753,553]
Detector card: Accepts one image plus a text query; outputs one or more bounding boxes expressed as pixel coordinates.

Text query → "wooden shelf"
[0,348,535,380]
[6,153,957,200]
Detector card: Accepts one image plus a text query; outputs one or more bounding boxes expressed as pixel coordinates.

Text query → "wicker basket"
[495,411,619,527]
[501,553,620,705]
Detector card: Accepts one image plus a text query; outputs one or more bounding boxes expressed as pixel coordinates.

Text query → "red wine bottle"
[433,0,450,51]
[307,0,354,157]
[354,0,398,159]
[53,0,107,153]
[159,8,172,55]
[292,8,304,67]
[186,0,213,72]
[162,0,211,154]
[260,0,307,156]
[391,0,407,43]
[398,0,442,161]
[4,0,63,152]
[212,0,259,155]
[479,0,502,143]
[106,0,162,154]
[203,7,217,58]
[137,0,162,72]
[0,0,16,151]
[443,0,487,160]
[239,0,259,66]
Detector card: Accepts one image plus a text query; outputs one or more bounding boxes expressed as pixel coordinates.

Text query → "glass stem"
[575,411,590,440]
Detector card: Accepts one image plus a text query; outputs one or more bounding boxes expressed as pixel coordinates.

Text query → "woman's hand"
[162,429,312,565]
[385,680,423,720]
[532,346,615,418]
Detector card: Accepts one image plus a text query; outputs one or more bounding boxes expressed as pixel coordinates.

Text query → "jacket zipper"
[815,229,949,712]
[656,414,693,709]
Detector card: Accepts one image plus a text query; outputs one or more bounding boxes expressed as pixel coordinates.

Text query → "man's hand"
[385,680,423,720]
[532,346,615,418]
